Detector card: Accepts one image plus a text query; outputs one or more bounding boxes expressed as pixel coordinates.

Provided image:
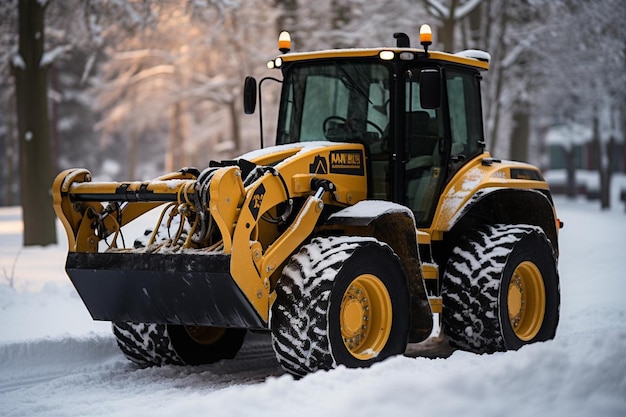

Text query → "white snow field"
[1,192,625,417]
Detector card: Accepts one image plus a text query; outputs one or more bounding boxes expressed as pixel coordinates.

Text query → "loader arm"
[53,168,197,252]
[52,163,326,325]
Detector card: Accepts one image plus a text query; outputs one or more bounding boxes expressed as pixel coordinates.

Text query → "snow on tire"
[441,224,560,354]
[270,236,410,377]
[112,322,184,366]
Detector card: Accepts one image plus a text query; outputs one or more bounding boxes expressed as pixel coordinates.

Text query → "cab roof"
[276,47,490,71]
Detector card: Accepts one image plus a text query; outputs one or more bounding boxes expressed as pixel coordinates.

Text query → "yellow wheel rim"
[184,326,226,345]
[340,274,392,360]
[507,261,546,341]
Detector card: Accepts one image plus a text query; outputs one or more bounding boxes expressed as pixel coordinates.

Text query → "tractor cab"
[245,25,490,226]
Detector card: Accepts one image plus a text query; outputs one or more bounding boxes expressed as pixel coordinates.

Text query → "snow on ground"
[1,190,626,417]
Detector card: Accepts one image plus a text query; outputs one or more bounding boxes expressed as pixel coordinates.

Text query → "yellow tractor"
[53,25,561,376]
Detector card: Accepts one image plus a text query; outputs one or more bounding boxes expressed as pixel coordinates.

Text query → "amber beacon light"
[420,24,433,54]
[278,31,291,53]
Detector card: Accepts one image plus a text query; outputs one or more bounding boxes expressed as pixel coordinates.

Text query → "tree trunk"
[622,108,626,174]
[274,0,297,33]
[564,147,577,198]
[439,0,458,52]
[228,99,241,152]
[6,92,16,206]
[14,0,57,246]
[509,106,529,162]
[602,136,617,209]
[591,112,611,210]
[331,0,351,48]
[128,129,138,179]
[487,0,509,153]
[49,63,59,174]
[166,101,185,172]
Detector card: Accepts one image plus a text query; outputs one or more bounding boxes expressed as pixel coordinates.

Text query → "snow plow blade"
[65,252,266,330]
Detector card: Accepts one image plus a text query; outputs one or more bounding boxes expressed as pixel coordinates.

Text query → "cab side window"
[445,69,483,159]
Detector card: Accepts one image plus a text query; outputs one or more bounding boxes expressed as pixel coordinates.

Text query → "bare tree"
[421,0,483,52]
[92,0,277,173]
[13,0,57,246]
[535,0,625,207]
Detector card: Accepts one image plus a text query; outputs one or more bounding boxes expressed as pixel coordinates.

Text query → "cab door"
[401,69,446,225]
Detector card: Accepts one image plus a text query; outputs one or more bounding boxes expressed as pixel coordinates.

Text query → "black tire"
[441,224,560,354]
[113,322,247,366]
[270,236,410,377]
[167,326,247,365]
[112,322,184,366]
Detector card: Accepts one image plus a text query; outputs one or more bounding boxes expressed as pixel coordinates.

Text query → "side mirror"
[243,76,257,114]
[419,68,441,109]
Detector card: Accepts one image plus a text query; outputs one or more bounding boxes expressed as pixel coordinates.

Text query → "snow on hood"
[238,141,338,163]
[329,200,415,223]
[439,166,484,221]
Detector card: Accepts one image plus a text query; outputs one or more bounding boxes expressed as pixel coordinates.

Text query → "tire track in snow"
[0,332,283,397]
[0,335,122,394]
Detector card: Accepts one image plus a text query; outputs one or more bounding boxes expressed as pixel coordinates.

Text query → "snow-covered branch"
[454,0,483,20]
[113,49,174,62]
[423,0,447,19]
[127,65,176,84]
[40,44,73,67]
[422,0,484,21]
[12,53,25,70]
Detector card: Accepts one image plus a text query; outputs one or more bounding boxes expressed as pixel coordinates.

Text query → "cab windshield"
[276,61,391,145]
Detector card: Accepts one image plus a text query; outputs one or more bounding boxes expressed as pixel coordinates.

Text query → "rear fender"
[449,187,560,258]
[428,154,559,255]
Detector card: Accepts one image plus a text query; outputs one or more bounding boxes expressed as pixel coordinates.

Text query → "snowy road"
[2,317,624,417]
[1,192,626,416]
[1,332,284,415]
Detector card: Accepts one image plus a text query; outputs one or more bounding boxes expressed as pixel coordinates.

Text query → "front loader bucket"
[65,252,266,330]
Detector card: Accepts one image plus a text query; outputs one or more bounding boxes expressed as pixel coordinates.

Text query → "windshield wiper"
[332,61,373,105]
